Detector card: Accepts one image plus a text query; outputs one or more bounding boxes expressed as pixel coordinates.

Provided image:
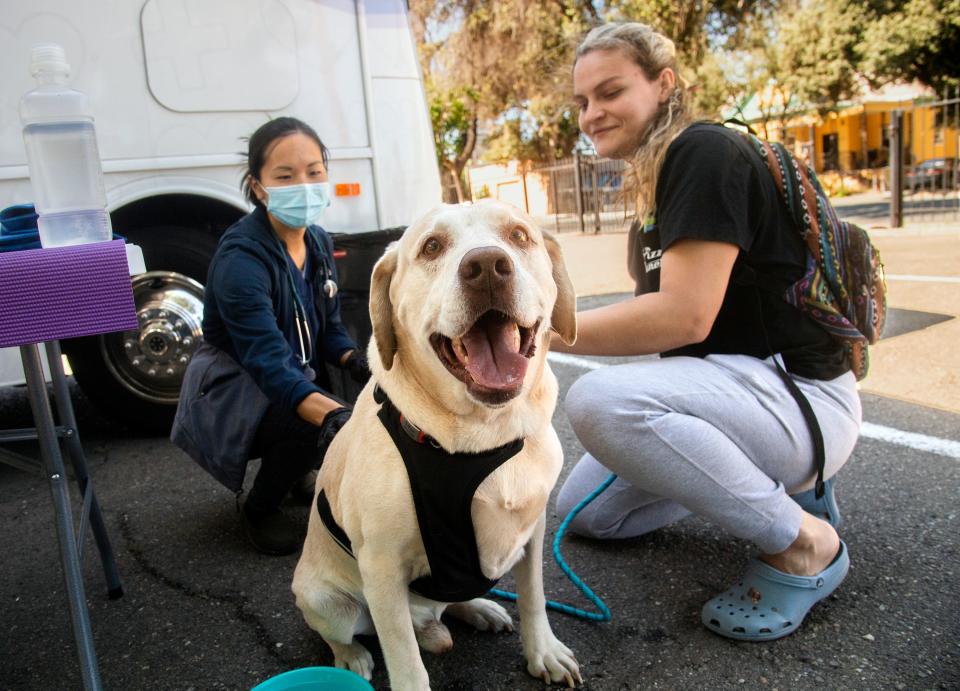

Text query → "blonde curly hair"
[575,23,693,221]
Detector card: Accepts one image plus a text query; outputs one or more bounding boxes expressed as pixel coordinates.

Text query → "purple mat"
[0,240,138,348]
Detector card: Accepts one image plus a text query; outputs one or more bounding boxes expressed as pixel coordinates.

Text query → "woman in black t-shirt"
[552,22,861,641]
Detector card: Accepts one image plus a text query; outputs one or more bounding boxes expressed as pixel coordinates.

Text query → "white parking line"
[859,422,960,459]
[547,352,604,371]
[885,274,960,284]
[547,352,960,459]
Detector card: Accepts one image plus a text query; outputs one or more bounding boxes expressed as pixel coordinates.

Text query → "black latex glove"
[318,406,351,449]
[344,350,371,385]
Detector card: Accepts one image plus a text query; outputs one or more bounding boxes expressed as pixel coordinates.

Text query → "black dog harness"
[316,387,524,602]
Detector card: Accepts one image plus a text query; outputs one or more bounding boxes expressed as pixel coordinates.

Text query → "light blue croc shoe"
[790,477,842,528]
[701,540,850,641]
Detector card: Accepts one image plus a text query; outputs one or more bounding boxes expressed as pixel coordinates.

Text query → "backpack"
[740,133,887,381]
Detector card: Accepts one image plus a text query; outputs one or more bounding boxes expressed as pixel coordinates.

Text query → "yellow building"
[734,82,958,192]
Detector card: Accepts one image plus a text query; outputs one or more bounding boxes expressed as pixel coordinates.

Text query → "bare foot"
[760,511,840,576]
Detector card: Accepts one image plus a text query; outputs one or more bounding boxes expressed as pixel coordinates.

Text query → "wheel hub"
[102,271,204,404]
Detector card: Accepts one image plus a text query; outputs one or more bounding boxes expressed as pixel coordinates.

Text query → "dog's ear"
[369,245,399,370]
[543,231,577,345]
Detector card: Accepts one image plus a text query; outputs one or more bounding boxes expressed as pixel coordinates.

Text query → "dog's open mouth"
[431,311,539,399]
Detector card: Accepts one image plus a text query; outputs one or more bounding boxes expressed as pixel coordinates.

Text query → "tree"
[428,84,478,203]
[611,0,774,69]
[718,11,798,138]
[715,0,957,139]
[411,0,822,168]
[777,0,863,114]
[410,0,597,191]
[715,0,867,137]
[858,0,960,91]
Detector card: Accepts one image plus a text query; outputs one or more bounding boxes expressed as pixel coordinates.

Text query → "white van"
[0,0,440,430]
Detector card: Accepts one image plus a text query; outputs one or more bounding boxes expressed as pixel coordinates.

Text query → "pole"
[889,109,903,228]
[520,162,530,214]
[550,168,559,233]
[808,123,817,171]
[591,159,601,233]
[573,152,585,234]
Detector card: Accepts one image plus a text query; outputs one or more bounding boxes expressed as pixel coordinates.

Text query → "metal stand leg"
[20,343,103,691]
[45,341,124,599]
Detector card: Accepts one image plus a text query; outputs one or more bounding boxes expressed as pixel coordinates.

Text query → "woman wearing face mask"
[172,117,369,555]
[551,24,861,640]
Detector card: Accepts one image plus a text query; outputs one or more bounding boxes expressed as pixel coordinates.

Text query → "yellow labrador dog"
[292,200,580,690]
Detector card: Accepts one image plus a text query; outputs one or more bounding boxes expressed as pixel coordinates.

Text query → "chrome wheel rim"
[101,271,204,405]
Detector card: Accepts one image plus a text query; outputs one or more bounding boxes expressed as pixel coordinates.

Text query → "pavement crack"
[117,512,292,663]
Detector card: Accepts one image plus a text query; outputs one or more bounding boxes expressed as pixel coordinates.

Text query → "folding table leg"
[45,341,124,599]
[20,343,103,691]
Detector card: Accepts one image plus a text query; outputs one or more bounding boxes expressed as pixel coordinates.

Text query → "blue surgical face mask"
[263,182,331,228]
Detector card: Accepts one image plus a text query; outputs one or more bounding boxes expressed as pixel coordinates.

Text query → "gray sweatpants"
[556,353,862,554]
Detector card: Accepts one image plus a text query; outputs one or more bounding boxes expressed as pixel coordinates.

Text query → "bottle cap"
[30,44,70,78]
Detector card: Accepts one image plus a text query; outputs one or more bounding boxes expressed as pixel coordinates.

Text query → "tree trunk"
[445,163,465,203]
[444,115,478,204]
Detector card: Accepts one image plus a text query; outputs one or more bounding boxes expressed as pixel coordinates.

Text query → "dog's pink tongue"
[461,318,528,390]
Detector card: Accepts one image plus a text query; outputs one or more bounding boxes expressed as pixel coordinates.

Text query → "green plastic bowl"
[251,666,373,690]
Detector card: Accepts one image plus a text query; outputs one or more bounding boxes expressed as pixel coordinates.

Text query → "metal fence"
[479,88,958,231]
[891,87,959,224]
[529,154,631,233]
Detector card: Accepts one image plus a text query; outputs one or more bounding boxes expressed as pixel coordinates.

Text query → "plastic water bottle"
[19,44,112,247]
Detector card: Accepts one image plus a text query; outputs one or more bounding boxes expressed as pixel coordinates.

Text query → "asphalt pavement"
[1,295,958,689]
[829,190,958,226]
[3,190,959,690]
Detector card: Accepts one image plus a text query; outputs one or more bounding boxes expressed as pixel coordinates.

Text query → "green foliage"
[777,0,863,114]
[410,0,960,173]
[411,0,599,197]
[428,84,477,166]
[483,106,582,163]
[689,52,734,120]
[412,0,596,175]
[859,0,960,90]
[612,0,776,66]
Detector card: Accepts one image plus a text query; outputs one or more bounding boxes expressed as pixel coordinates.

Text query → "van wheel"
[62,226,218,434]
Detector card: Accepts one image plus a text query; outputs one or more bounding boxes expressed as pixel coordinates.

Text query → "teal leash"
[489,472,617,622]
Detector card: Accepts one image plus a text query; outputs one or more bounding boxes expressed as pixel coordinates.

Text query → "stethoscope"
[279,232,338,383]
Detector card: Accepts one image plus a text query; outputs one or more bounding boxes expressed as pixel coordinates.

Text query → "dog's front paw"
[446,598,514,633]
[331,640,375,680]
[524,633,581,688]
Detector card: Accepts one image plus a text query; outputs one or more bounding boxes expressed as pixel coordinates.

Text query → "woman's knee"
[555,460,606,537]
[565,368,653,446]
[555,476,581,523]
[566,373,667,470]
[555,466,626,540]
[564,370,608,434]
[555,487,617,539]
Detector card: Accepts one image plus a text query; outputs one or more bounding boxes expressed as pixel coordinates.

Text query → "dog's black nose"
[459,246,514,292]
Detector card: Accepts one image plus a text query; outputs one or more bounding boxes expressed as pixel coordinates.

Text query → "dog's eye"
[421,237,443,257]
[510,227,529,245]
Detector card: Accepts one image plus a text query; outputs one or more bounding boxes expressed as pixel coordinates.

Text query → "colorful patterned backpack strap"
[744,134,887,380]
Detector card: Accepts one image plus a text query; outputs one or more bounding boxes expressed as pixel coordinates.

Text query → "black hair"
[241,117,330,209]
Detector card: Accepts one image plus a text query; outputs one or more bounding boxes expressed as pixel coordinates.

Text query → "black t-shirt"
[629,123,848,380]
